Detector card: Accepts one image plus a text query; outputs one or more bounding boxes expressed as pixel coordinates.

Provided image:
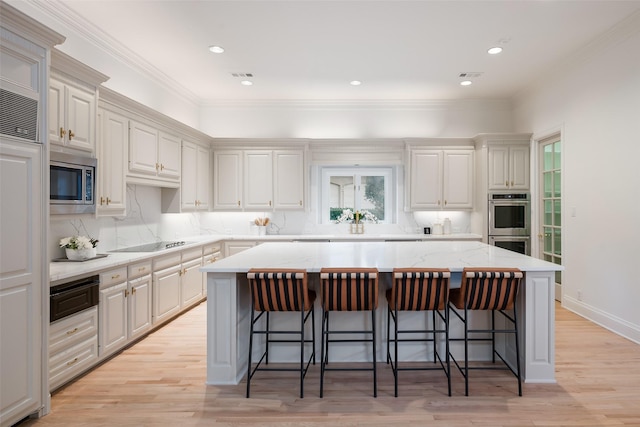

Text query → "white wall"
[513,16,640,343]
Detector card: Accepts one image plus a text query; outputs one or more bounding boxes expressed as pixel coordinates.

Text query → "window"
[320,167,394,224]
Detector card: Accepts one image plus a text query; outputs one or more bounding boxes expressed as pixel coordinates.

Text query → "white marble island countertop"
[201,240,563,273]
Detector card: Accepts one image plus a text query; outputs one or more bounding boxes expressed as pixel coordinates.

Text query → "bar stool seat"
[319,268,379,397]
[246,269,316,398]
[448,267,523,396]
[386,268,451,397]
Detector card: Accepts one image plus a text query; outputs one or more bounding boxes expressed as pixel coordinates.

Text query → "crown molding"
[27,0,199,106]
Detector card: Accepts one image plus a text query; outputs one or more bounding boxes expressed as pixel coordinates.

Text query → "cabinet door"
[158,132,181,179]
[410,150,442,209]
[181,258,203,307]
[274,150,304,209]
[181,141,198,210]
[488,146,510,190]
[65,84,95,152]
[0,140,43,423]
[244,150,273,209]
[48,79,65,146]
[225,241,256,257]
[97,109,127,216]
[213,151,242,209]
[129,120,158,175]
[99,282,128,356]
[152,266,182,324]
[442,150,474,209]
[128,275,152,340]
[509,146,530,190]
[196,145,211,210]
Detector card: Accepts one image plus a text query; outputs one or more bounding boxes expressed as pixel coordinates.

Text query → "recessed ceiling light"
[240,80,253,86]
[460,80,472,86]
[209,45,225,54]
[487,47,503,55]
[350,80,362,86]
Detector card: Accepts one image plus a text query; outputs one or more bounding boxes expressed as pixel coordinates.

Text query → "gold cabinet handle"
[444,200,447,206]
[299,200,302,206]
[59,127,66,138]
[66,357,79,366]
[124,289,129,297]
[506,180,509,187]
[208,256,218,264]
[111,274,120,280]
[138,267,146,272]
[100,196,106,206]
[511,181,514,187]
[106,197,111,205]
[160,164,165,170]
[68,129,75,140]
[237,201,241,206]
[156,163,160,171]
[269,200,272,206]
[132,287,137,295]
[66,327,79,336]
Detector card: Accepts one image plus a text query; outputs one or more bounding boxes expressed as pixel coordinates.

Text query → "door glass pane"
[554,200,562,226]
[543,144,553,171]
[544,200,552,225]
[553,228,562,255]
[543,172,552,198]
[544,227,552,252]
[554,171,561,197]
[554,141,561,169]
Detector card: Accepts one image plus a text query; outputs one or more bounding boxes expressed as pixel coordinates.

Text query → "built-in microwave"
[50,151,96,214]
[488,192,530,237]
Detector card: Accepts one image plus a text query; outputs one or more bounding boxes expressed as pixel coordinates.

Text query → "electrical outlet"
[577,290,583,301]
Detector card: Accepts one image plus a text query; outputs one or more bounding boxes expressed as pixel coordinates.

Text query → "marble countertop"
[201,240,563,273]
[49,233,482,284]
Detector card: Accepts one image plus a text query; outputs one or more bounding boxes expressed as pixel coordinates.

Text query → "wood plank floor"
[21,302,640,427]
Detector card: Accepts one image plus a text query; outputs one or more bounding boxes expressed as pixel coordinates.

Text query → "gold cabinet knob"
[59,127,66,138]
[68,129,75,140]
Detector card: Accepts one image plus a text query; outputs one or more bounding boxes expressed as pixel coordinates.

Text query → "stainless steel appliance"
[50,151,97,214]
[110,241,189,253]
[488,192,531,255]
[50,275,99,322]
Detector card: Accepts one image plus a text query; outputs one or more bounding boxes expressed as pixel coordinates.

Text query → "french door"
[538,135,563,301]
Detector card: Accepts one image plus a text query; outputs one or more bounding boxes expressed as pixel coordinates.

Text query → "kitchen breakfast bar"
[201,240,562,386]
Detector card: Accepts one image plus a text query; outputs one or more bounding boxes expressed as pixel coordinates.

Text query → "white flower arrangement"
[59,235,99,250]
[334,208,378,224]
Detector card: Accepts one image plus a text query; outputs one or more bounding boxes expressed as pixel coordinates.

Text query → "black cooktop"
[111,241,188,253]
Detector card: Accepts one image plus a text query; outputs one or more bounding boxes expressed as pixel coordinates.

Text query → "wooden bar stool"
[246,269,316,398]
[448,268,523,396]
[386,268,451,397]
[319,268,379,397]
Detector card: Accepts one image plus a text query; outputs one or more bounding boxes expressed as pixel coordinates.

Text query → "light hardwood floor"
[21,301,640,427]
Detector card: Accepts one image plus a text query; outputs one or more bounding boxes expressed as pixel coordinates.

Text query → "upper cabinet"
[96,108,127,216]
[181,140,210,211]
[49,49,108,155]
[128,120,181,186]
[488,145,530,191]
[409,148,474,210]
[213,148,305,211]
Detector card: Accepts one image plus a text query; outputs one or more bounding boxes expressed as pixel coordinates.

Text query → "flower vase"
[66,247,97,260]
[350,223,364,234]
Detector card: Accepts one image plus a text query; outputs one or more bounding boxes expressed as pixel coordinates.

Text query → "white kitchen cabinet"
[202,243,223,297]
[274,150,305,209]
[181,248,203,308]
[128,120,181,184]
[213,150,243,209]
[152,253,182,325]
[48,307,98,391]
[244,150,273,209]
[96,108,127,216]
[214,149,305,211]
[225,241,257,257]
[127,261,152,340]
[99,268,128,357]
[181,140,210,211]
[409,149,474,210]
[48,50,108,155]
[488,145,530,190]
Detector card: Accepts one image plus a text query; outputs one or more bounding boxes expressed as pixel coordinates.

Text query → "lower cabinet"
[181,248,203,308]
[225,241,257,257]
[202,243,223,297]
[152,254,182,325]
[49,307,98,391]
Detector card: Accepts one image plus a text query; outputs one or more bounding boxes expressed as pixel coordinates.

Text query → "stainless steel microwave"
[50,151,97,215]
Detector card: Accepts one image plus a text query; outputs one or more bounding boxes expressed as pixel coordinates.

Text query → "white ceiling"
[55,0,640,102]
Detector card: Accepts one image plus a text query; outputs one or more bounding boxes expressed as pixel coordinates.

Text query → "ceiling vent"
[231,73,253,78]
[459,72,483,78]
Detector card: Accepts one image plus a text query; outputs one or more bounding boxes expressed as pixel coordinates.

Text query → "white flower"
[59,235,99,249]
[334,208,378,224]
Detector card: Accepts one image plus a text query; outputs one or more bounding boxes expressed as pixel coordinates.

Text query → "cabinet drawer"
[153,253,181,271]
[203,243,222,256]
[49,306,98,355]
[49,335,98,391]
[128,261,152,279]
[182,247,202,262]
[203,250,222,265]
[100,267,127,288]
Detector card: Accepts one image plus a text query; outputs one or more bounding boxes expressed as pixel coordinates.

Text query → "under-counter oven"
[50,275,99,322]
[488,192,530,236]
[489,236,530,256]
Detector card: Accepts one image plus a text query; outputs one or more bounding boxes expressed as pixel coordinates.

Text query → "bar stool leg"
[372,307,377,398]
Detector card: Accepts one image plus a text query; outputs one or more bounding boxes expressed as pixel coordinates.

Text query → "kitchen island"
[202,241,562,386]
